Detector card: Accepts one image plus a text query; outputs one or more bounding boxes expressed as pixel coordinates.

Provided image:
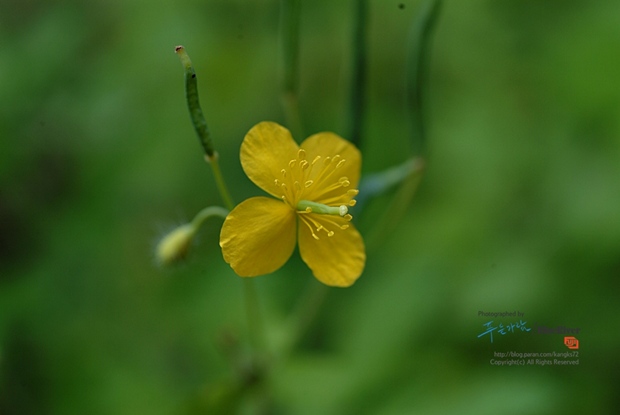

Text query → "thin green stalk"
[364,158,425,251]
[406,0,442,157]
[283,280,329,355]
[243,278,264,354]
[209,155,235,211]
[361,1,441,249]
[174,46,264,362]
[348,0,368,147]
[357,157,425,208]
[191,206,230,228]
[280,0,303,139]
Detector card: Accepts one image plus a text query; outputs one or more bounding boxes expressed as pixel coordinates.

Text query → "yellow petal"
[297,215,366,287]
[220,197,297,277]
[301,132,361,185]
[241,122,299,199]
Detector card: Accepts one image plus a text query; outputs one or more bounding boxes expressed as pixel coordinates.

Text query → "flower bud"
[156,224,196,266]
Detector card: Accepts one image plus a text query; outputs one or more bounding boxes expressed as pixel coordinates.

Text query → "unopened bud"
[156,224,196,266]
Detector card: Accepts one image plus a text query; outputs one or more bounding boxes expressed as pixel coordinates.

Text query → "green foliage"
[1,0,619,414]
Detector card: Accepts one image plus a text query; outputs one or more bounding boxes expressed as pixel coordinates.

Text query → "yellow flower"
[220,121,366,287]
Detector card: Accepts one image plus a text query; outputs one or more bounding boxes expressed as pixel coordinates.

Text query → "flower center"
[273,148,359,240]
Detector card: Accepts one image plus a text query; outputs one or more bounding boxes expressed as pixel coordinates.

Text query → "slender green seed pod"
[175,45,215,159]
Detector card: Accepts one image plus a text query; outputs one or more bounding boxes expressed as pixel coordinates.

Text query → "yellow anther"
[294,181,301,190]
[348,200,357,207]
[289,159,296,168]
[281,169,287,177]
[347,189,359,196]
[327,231,334,237]
[300,160,309,170]
[336,159,346,168]
[305,180,313,187]
[305,207,312,213]
[340,224,349,230]
[344,214,353,221]
[312,233,319,240]
[312,156,321,165]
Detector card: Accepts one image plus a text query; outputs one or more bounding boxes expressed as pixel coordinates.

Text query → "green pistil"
[297,200,348,216]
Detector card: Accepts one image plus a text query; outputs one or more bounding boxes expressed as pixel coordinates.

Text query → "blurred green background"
[1,0,619,414]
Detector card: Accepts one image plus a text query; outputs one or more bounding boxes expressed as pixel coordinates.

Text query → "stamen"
[336,159,346,168]
[312,156,321,165]
[344,214,352,222]
[347,189,359,196]
[281,169,287,177]
[305,207,312,213]
[338,177,350,187]
[312,216,350,234]
[298,149,306,159]
[305,180,313,187]
[348,200,357,207]
[300,160,309,170]
[299,215,320,240]
[289,159,296,168]
[303,215,334,239]
[294,181,301,191]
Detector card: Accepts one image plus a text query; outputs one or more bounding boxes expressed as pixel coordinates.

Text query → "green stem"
[174,47,263,366]
[279,0,303,138]
[365,158,426,251]
[191,206,230,228]
[406,0,442,157]
[283,280,328,355]
[209,155,235,211]
[348,0,368,147]
[243,278,264,354]
[358,157,425,208]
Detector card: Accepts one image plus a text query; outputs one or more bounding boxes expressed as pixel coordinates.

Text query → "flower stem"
[284,280,328,354]
[208,154,235,211]
[174,46,263,364]
[243,278,264,354]
[279,0,303,139]
[364,158,425,252]
[348,0,368,147]
[191,205,230,228]
[406,0,442,157]
[357,157,425,208]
